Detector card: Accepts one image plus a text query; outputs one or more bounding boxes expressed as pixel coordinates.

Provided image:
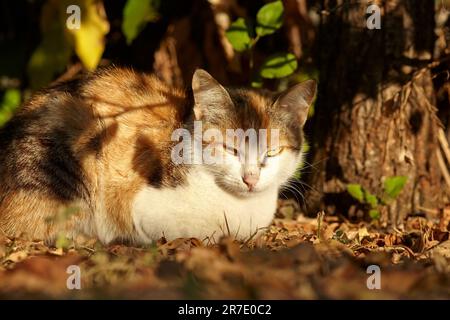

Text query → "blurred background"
[1,0,449,227]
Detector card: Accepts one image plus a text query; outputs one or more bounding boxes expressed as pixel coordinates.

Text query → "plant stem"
[249,36,260,72]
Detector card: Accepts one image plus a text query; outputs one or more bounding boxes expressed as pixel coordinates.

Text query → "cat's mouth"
[234,184,266,197]
[215,180,261,197]
[211,172,269,197]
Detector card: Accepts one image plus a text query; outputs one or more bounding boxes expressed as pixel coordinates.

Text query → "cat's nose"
[242,173,259,190]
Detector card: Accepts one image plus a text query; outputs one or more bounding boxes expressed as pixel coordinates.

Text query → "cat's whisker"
[286,180,308,203]
[298,180,321,195]
[281,183,305,205]
[300,157,328,172]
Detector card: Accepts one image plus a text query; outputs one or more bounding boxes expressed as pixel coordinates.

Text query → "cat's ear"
[192,69,233,121]
[275,80,317,126]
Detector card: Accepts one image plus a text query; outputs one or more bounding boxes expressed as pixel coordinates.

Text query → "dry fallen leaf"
[6,250,28,263]
[1,203,450,299]
[427,240,450,259]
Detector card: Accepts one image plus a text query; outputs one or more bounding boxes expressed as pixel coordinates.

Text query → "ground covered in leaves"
[1,200,449,299]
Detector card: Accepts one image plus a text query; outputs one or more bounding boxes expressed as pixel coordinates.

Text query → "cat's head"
[191,69,316,197]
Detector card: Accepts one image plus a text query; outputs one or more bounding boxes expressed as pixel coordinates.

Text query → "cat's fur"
[0,67,316,244]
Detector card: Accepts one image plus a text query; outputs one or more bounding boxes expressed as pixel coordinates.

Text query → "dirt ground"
[1,199,449,299]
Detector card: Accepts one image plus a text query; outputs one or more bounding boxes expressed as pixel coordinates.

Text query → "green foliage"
[332,229,351,244]
[250,76,264,88]
[301,140,310,153]
[347,176,408,220]
[27,0,73,89]
[347,184,364,203]
[28,37,72,89]
[225,1,296,83]
[347,183,380,220]
[255,0,284,37]
[225,18,252,52]
[122,0,160,45]
[28,0,109,89]
[28,0,160,88]
[69,0,110,71]
[259,53,298,79]
[55,234,71,249]
[292,139,310,180]
[0,89,21,127]
[364,191,379,208]
[48,206,80,249]
[369,209,380,220]
[384,176,408,199]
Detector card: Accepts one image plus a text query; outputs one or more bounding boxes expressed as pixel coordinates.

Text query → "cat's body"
[0,67,316,244]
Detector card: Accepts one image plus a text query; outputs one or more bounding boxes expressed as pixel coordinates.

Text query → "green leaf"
[56,233,71,249]
[251,73,263,88]
[369,209,381,220]
[1,89,21,110]
[225,18,252,52]
[347,184,364,203]
[364,190,379,209]
[292,166,302,180]
[332,229,350,244]
[122,0,159,45]
[0,89,21,127]
[384,176,408,199]
[259,53,297,79]
[301,140,310,153]
[69,0,110,70]
[256,0,284,37]
[251,79,263,88]
[27,0,73,89]
[292,139,309,180]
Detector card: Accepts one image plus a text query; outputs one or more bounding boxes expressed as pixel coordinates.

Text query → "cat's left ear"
[275,80,317,126]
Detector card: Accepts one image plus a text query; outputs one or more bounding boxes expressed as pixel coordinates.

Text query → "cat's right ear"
[274,79,317,127]
[192,69,233,121]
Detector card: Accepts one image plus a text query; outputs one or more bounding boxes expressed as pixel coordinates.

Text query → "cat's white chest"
[131,168,278,243]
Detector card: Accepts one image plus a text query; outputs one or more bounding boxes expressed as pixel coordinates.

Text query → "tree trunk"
[306,0,446,227]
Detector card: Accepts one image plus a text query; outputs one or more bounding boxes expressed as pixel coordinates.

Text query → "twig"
[316,211,325,241]
[223,211,231,237]
[390,245,416,258]
[436,149,450,190]
[202,231,216,246]
[353,54,450,109]
[417,206,440,215]
[241,226,268,249]
[78,245,95,253]
[438,128,450,166]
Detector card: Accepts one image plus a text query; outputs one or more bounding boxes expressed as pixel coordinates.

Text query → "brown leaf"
[6,250,28,263]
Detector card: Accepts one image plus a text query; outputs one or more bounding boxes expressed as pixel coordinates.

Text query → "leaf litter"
[0,200,449,299]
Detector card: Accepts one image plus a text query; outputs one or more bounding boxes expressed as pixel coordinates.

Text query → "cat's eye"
[266,147,284,157]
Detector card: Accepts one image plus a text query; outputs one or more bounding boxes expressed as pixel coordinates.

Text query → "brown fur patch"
[0,67,190,241]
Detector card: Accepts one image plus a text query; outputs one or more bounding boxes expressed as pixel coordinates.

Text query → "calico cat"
[0,67,316,244]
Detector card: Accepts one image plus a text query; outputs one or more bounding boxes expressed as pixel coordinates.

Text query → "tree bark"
[306,0,446,227]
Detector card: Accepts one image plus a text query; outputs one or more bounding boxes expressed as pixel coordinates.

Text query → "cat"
[0,67,316,244]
